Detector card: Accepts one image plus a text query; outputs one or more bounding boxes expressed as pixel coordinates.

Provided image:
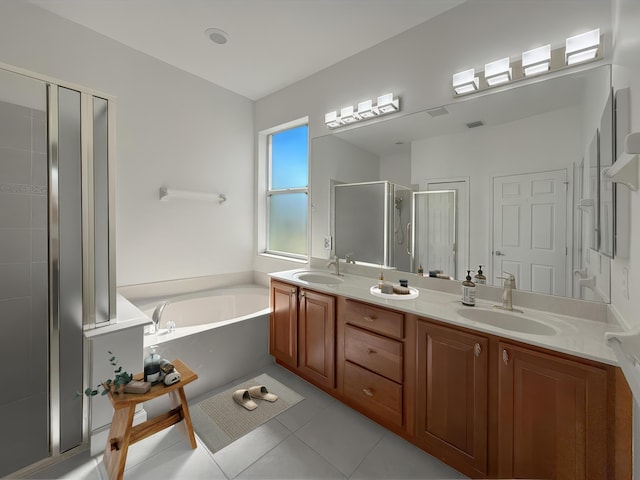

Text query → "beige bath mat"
[190,373,303,453]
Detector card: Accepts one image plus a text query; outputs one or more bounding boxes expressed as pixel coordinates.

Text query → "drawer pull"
[502,349,510,366]
[362,387,374,397]
[474,343,481,357]
[362,316,376,322]
[367,348,377,355]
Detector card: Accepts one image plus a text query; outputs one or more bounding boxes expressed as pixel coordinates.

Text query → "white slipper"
[248,385,278,402]
[233,389,258,410]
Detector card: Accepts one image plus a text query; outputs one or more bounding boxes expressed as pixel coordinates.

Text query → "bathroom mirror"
[311,64,613,302]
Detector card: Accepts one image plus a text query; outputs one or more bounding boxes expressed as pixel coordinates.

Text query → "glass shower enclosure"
[0,65,115,476]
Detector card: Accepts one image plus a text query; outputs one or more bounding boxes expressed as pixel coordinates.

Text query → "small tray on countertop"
[370,285,419,300]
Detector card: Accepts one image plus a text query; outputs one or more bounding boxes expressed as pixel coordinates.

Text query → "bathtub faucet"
[151,301,169,332]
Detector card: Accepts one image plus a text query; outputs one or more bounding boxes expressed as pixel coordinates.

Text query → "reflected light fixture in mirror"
[565,28,600,65]
[484,57,512,86]
[452,68,479,94]
[325,93,400,129]
[522,44,551,76]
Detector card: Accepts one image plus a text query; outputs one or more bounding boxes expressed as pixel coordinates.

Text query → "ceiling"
[28,0,465,101]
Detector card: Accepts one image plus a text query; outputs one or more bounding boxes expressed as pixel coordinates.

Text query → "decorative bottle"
[461,270,476,306]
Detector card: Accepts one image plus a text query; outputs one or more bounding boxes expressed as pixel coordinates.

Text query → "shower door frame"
[0,60,117,474]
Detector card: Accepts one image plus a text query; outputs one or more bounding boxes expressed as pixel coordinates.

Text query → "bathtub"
[131,284,273,412]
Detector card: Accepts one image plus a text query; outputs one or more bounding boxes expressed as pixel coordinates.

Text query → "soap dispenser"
[143,346,161,383]
[474,265,487,285]
[461,270,476,306]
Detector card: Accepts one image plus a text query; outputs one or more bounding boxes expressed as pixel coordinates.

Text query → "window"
[266,123,309,259]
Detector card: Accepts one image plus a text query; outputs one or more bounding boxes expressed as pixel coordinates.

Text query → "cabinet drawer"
[345,325,403,383]
[344,361,402,427]
[343,299,404,339]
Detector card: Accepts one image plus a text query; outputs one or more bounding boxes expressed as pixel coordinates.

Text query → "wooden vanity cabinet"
[271,280,632,479]
[337,298,408,430]
[270,280,298,369]
[270,280,336,389]
[415,320,489,477]
[298,289,336,389]
[497,341,609,479]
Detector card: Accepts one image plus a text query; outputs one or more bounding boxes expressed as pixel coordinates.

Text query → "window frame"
[260,118,309,261]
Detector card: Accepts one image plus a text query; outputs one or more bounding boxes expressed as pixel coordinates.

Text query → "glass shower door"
[412,190,457,278]
[0,69,50,476]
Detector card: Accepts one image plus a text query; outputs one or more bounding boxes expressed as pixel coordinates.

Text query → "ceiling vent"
[426,106,449,117]
[465,120,485,129]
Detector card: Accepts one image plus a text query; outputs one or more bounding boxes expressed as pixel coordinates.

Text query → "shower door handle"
[406,223,412,256]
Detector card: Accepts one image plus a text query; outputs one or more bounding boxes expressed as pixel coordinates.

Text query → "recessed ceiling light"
[205,28,229,45]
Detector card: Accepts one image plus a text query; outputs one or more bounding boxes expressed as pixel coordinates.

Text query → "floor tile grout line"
[346,431,387,479]
[225,429,295,480]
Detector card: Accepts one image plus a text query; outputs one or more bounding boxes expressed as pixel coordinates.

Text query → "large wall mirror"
[311,64,613,303]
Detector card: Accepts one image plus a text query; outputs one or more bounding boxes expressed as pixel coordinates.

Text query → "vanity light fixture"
[484,57,512,86]
[325,93,400,129]
[340,105,360,124]
[452,69,479,95]
[357,99,378,118]
[522,44,551,76]
[565,28,600,65]
[324,111,343,128]
[377,93,399,113]
[452,27,602,96]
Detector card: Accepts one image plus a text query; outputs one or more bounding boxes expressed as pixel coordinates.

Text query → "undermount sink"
[293,271,344,285]
[457,307,558,336]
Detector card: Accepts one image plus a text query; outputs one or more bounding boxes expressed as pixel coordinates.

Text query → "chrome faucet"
[327,255,342,276]
[495,272,523,312]
[345,253,356,264]
[151,301,169,332]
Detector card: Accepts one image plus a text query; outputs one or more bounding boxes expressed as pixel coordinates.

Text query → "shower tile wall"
[0,98,49,473]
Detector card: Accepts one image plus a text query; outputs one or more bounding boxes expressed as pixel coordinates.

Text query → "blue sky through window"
[271,125,308,190]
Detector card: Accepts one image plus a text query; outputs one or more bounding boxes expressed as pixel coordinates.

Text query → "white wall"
[0,1,255,286]
[254,0,612,276]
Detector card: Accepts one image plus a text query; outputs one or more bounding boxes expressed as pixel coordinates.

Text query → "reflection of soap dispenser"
[474,265,487,285]
[462,270,476,306]
[418,264,424,277]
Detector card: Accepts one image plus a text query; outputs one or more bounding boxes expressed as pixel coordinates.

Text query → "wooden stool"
[103,359,198,480]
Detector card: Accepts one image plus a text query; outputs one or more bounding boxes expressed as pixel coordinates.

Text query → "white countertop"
[270,268,623,366]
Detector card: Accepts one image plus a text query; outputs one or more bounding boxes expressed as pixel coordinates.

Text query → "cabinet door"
[416,320,488,476]
[498,342,607,479]
[298,289,336,389]
[270,281,298,368]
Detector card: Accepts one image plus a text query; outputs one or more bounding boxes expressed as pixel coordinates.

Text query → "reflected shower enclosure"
[412,190,457,278]
[334,181,412,269]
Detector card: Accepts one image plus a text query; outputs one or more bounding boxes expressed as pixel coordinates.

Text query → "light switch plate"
[323,236,332,250]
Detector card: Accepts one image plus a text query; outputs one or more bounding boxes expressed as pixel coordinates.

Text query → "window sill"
[258,252,308,264]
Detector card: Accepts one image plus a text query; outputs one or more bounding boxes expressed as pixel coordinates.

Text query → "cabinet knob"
[502,349,510,366]
[362,387,374,397]
[367,348,377,355]
[362,316,375,322]
[474,343,482,357]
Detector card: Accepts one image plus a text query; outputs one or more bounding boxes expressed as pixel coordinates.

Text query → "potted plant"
[79,350,133,397]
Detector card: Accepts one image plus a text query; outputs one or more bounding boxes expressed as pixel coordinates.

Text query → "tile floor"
[31,363,468,479]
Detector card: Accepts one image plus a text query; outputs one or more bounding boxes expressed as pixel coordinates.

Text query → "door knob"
[495,250,506,256]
